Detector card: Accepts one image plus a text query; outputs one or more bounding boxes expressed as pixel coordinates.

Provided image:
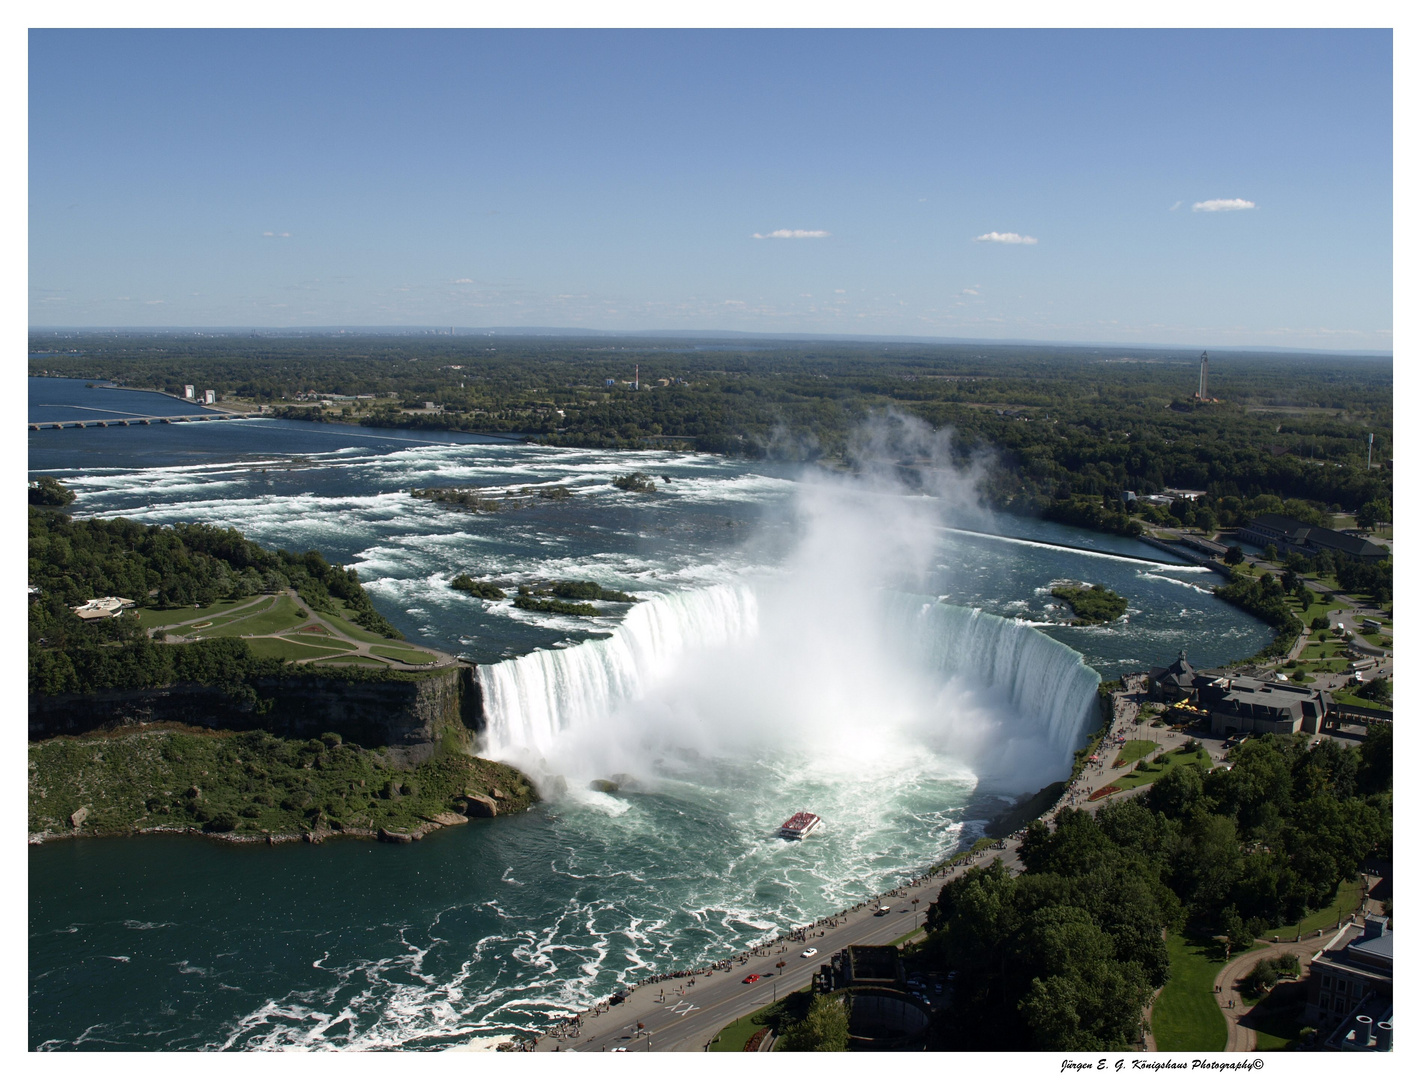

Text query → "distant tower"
[1367,432,1374,468]
[635,364,639,391]
[1197,351,1209,400]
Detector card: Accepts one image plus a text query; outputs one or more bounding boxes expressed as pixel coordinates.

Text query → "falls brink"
[478,584,1100,764]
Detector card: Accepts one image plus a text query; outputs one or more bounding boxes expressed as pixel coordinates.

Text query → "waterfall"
[478,583,1099,763]
[478,583,759,758]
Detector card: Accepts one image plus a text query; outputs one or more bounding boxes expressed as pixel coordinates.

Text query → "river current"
[28,379,1271,1050]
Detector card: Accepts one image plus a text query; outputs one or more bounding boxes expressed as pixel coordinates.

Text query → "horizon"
[31,29,1392,351]
[26,324,1393,358]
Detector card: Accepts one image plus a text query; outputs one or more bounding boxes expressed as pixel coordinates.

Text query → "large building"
[1305,915,1393,1051]
[1194,674,1332,737]
[1239,514,1388,565]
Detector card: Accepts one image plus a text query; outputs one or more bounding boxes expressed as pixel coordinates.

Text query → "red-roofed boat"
[778,812,822,840]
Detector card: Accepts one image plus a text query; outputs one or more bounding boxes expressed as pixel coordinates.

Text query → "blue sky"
[29,29,1392,349]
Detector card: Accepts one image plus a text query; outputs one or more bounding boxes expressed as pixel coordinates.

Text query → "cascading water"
[478,583,1099,786]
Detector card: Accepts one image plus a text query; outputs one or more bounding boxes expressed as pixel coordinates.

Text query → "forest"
[921,729,1390,1050]
[29,494,401,696]
[30,333,1392,524]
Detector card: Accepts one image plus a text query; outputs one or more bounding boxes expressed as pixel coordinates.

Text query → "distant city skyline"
[30,29,1393,350]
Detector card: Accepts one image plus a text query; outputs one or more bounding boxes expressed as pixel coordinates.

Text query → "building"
[1239,514,1388,565]
[71,596,136,621]
[1195,675,1332,736]
[1305,915,1393,1050]
[203,389,216,405]
[183,384,195,400]
[1148,650,1202,701]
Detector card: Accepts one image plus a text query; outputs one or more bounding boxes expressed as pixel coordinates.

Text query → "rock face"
[69,807,87,828]
[463,794,498,818]
[29,665,487,762]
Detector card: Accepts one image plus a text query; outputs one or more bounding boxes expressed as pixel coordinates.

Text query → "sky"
[28,29,1393,350]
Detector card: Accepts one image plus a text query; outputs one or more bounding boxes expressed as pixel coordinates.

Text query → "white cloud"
[262,231,292,237]
[974,231,1038,244]
[1192,198,1255,212]
[961,287,980,296]
[752,229,830,239]
[452,278,474,284]
[1169,201,1183,212]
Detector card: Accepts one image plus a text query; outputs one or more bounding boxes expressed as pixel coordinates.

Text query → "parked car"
[801,947,818,958]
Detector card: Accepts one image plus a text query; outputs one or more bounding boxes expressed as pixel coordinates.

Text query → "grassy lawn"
[1112,740,1157,767]
[243,637,349,662]
[1114,746,1212,792]
[134,596,266,630]
[1152,933,1228,1052]
[199,594,309,637]
[1247,982,1311,1051]
[370,645,438,665]
[286,633,357,651]
[323,655,389,668]
[1264,878,1364,940]
[326,600,401,644]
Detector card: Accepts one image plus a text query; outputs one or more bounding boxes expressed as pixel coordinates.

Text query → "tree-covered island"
[1050,583,1128,625]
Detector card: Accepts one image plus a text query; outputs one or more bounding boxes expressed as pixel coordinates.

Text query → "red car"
[742,973,761,984]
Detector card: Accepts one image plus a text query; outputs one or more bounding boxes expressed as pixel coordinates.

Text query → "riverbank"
[28,724,536,845]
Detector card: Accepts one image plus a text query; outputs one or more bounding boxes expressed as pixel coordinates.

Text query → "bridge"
[30,413,256,431]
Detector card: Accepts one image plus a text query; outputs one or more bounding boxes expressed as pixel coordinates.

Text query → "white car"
[801,947,818,958]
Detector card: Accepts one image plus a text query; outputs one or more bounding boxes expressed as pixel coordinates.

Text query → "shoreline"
[27,810,491,848]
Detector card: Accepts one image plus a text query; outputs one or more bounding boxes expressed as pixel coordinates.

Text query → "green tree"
[779,993,850,1051]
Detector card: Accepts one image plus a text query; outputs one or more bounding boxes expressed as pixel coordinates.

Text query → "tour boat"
[778,811,822,840]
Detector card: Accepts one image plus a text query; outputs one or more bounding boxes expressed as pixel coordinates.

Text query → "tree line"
[921,729,1390,1050]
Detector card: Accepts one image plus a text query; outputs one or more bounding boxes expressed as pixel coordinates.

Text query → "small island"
[412,484,574,513]
[1050,582,1128,625]
[611,472,656,493]
[512,580,640,616]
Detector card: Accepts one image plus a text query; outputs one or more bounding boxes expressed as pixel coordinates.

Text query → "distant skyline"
[30,29,1393,350]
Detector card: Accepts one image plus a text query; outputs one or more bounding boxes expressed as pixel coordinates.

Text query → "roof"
[1246,515,1387,559]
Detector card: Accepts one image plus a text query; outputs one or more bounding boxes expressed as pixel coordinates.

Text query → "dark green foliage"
[546,580,638,603]
[411,487,503,512]
[1051,583,1128,625]
[28,726,537,838]
[611,472,657,493]
[29,475,75,507]
[923,731,1390,1050]
[512,593,598,616]
[28,508,401,694]
[777,994,850,1052]
[450,574,506,600]
[30,336,1390,525]
[1224,545,1245,565]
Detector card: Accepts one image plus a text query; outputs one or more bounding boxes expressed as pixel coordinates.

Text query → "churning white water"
[478,581,1099,795]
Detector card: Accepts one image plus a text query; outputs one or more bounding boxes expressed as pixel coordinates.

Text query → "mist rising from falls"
[478,583,1099,794]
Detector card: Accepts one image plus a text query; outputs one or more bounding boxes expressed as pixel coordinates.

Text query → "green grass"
[1112,740,1158,767]
[1152,933,1228,1052]
[1264,878,1364,940]
[326,600,401,644]
[322,655,389,667]
[286,633,357,651]
[1113,746,1212,791]
[370,645,438,665]
[1248,984,1311,1051]
[202,594,309,637]
[244,637,349,662]
[135,596,268,630]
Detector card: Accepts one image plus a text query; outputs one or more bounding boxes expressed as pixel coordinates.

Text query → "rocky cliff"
[29,665,486,762]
